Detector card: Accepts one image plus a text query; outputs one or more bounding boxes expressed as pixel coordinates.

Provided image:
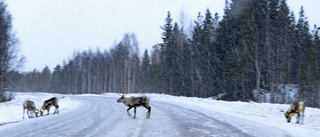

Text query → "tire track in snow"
[151,102,251,137]
[152,101,292,137]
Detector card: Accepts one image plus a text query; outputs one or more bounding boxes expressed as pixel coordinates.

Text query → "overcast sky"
[5,0,320,72]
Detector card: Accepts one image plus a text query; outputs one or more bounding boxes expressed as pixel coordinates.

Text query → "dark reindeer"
[117,90,151,119]
[40,97,59,116]
[284,101,305,124]
[23,100,39,119]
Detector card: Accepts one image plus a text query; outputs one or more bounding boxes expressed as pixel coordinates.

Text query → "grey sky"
[5,0,320,72]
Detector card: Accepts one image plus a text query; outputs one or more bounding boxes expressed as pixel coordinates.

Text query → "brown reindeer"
[40,97,59,116]
[285,101,305,124]
[117,90,151,119]
[23,100,39,119]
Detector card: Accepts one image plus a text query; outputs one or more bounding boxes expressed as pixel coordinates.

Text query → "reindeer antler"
[118,88,123,96]
[119,88,128,96]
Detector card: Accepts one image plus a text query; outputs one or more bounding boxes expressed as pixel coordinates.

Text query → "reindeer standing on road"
[23,100,39,119]
[40,97,59,116]
[117,89,151,119]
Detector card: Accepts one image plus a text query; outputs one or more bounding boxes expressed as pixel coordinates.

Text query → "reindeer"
[40,97,59,116]
[23,100,39,119]
[117,90,151,119]
[284,101,305,124]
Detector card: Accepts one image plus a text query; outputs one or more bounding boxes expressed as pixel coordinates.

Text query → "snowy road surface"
[0,94,318,137]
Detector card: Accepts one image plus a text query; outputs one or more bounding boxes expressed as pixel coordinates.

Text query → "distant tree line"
[12,33,140,94]
[9,0,320,107]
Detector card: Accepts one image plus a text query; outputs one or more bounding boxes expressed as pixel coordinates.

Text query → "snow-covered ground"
[0,92,319,137]
[0,92,81,125]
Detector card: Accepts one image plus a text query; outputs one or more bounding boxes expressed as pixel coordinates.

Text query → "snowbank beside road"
[104,93,320,137]
[0,92,81,125]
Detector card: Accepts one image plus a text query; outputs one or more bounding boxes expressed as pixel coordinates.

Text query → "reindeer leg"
[23,109,25,119]
[148,106,151,118]
[296,112,300,124]
[127,107,133,117]
[27,110,30,118]
[133,107,137,119]
[53,105,59,114]
[56,105,59,114]
[53,106,56,114]
[30,109,34,118]
[47,108,50,115]
[30,111,33,118]
[301,112,304,125]
[144,105,151,119]
[29,110,33,118]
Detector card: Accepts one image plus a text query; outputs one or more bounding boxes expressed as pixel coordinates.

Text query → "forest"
[1,0,320,107]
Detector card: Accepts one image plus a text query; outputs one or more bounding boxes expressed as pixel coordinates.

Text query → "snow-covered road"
[152,102,251,137]
[0,96,249,137]
[0,93,319,137]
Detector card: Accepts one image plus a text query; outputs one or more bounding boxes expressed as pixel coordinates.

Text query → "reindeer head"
[117,88,128,103]
[285,111,294,123]
[117,94,126,103]
[34,109,39,117]
[40,107,45,116]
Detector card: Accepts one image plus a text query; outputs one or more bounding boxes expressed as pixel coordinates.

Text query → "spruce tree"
[41,66,51,92]
[295,6,312,83]
[160,12,174,95]
[191,12,203,97]
[51,65,63,93]
[140,50,151,91]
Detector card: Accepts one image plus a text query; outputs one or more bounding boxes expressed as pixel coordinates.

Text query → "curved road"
[0,96,287,137]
